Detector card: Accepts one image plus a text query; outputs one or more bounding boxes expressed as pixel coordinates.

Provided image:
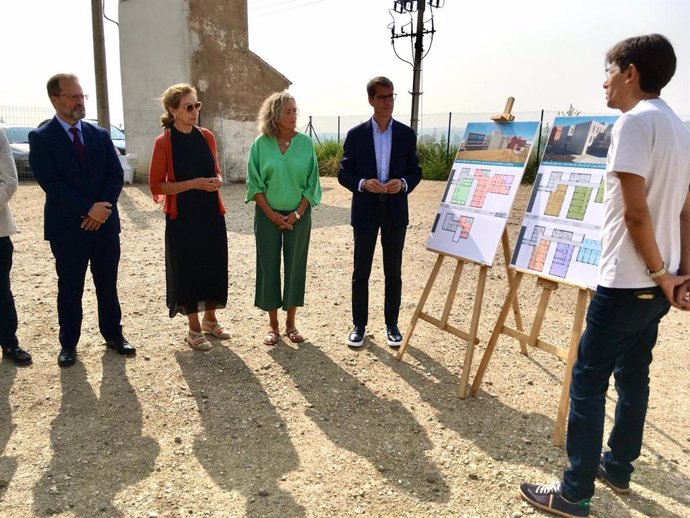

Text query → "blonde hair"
[160,83,197,128]
[257,91,296,137]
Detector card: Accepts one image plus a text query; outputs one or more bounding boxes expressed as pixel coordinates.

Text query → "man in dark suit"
[29,73,135,367]
[338,76,422,348]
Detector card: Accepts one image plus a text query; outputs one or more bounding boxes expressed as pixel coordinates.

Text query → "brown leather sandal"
[285,328,305,343]
[263,330,279,346]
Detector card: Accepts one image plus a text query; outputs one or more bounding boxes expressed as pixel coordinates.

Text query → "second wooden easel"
[469,262,592,446]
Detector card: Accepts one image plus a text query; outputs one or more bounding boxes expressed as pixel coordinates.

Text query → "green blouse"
[245,133,322,210]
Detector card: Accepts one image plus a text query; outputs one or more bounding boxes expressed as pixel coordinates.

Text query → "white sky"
[1,0,689,127]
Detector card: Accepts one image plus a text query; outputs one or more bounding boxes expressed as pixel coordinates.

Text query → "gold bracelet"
[648,263,667,279]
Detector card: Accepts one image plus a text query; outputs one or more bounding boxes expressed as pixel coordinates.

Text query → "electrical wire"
[250,0,330,18]
[103,0,118,26]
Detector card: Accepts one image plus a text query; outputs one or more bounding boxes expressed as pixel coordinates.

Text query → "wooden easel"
[396,98,527,399]
[469,249,592,447]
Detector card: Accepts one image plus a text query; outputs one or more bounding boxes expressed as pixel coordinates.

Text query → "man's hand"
[363,179,387,193]
[673,279,690,310]
[87,202,112,225]
[384,179,403,194]
[195,177,222,192]
[657,273,690,309]
[80,215,103,231]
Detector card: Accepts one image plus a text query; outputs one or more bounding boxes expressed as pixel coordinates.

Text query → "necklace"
[278,137,291,147]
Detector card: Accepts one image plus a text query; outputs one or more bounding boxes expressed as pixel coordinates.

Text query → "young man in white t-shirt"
[520,34,690,518]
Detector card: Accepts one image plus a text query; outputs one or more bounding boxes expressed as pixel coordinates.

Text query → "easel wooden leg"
[441,259,464,328]
[528,279,559,351]
[552,288,588,446]
[470,271,524,396]
[502,230,527,354]
[459,265,488,399]
[396,254,445,360]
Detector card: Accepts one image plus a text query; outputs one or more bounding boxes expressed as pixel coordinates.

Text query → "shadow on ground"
[0,363,17,500]
[269,341,450,502]
[33,355,159,516]
[176,345,305,517]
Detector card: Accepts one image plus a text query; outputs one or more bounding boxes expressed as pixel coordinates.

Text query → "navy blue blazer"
[337,118,422,228]
[29,117,123,242]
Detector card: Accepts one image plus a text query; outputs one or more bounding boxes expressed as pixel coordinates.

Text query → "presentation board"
[511,115,618,289]
[426,121,540,265]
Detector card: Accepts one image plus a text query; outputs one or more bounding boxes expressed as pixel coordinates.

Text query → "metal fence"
[4,105,689,182]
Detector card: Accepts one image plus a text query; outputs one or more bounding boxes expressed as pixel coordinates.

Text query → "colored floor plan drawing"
[517,225,601,279]
[539,171,604,221]
[449,168,514,208]
[441,213,474,242]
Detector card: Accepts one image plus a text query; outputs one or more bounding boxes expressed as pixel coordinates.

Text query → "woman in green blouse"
[246,92,322,346]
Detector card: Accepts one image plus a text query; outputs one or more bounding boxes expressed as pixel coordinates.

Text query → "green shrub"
[314,140,343,177]
[417,133,455,181]
[313,134,455,181]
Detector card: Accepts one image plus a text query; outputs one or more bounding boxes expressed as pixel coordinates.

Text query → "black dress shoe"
[58,349,77,367]
[2,345,32,366]
[385,325,403,348]
[346,325,366,348]
[105,337,136,356]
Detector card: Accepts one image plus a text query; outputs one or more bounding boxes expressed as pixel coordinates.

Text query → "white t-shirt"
[599,98,690,288]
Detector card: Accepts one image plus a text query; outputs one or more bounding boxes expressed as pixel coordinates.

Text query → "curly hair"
[160,83,197,128]
[257,91,296,137]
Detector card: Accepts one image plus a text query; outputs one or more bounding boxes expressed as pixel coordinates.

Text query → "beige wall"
[119,0,290,181]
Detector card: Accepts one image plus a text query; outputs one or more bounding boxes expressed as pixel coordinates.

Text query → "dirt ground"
[1,177,689,518]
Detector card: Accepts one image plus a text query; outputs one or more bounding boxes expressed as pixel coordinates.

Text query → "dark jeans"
[50,233,123,350]
[0,236,19,350]
[562,285,670,501]
[352,199,407,327]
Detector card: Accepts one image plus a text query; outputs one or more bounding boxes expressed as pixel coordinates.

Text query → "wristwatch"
[294,210,301,220]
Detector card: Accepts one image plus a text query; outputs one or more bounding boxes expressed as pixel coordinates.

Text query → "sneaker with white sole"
[346,325,366,348]
[519,482,590,518]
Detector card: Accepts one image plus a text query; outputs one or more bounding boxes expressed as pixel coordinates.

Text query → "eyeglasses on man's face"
[374,93,397,102]
[57,94,89,102]
[183,101,202,113]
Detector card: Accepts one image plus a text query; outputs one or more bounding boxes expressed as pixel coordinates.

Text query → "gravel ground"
[1,177,688,518]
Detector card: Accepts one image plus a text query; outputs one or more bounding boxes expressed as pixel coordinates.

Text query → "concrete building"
[119,0,290,181]
[549,121,609,156]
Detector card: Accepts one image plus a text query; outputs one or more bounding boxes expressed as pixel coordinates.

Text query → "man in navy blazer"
[338,76,422,348]
[29,73,135,367]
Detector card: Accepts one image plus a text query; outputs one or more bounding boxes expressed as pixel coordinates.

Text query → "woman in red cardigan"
[149,83,229,351]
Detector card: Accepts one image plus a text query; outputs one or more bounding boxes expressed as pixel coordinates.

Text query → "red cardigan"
[148,126,226,220]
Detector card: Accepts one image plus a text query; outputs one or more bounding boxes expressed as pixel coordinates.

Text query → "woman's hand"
[194,177,222,192]
[270,211,293,230]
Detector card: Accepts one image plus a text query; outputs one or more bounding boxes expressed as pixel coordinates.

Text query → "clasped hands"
[81,201,112,231]
[270,211,297,230]
[658,273,690,310]
[363,178,403,194]
[195,177,222,192]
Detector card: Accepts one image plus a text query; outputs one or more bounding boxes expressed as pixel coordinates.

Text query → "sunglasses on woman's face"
[183,101,202,113]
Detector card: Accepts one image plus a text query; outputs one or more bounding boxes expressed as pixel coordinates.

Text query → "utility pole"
[91,0,110,131]
[390,0,443,134]
[409,0,426,134]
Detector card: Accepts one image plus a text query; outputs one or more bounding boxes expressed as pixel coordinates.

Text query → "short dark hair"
[606,34,676,94]
[46,73,79,97]
[367,76,394,97]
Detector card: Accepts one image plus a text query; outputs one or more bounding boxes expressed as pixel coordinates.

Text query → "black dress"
[165,126,228,317]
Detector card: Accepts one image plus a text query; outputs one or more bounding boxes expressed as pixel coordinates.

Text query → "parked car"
[38,118,126,155]
[84,119,126,155]
[0,124,33,180]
